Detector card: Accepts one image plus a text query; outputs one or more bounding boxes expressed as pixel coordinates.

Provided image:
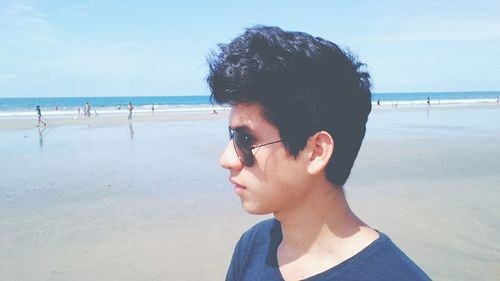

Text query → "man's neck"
[275,182,379,280]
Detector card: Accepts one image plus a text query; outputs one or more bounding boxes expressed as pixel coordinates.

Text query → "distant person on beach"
[84,102,91,117]
[427,96,431,107]
[377,98,380,107]
[208,25,430,281]
[128,102,134,120]
[35,105,46,127]
[151,105,155,113]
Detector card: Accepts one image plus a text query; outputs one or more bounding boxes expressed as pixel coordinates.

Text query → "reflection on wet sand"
[38,127,47,148]
[129,122,134,140]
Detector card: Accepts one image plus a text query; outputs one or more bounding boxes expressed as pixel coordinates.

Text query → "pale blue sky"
[1,0,499,97]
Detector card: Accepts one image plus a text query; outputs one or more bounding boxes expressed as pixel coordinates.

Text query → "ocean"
[372,91,499,106]
[0,95,216,118]
[0,91,499,117]
[0,95,212,113]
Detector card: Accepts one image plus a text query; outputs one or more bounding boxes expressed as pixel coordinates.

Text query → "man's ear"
[305,131,334,175]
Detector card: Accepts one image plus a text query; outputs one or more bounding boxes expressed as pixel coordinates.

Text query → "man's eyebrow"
[229,124,253,133]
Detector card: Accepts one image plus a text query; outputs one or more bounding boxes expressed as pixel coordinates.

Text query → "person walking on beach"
[128,102,134,120]
[427,96,431,107]
[208,25,430,281]
[84,102,91,117]
[35,105,46,127]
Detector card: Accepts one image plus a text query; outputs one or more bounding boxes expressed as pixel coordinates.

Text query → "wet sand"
[0,105,499,280]
[0,108,229,131]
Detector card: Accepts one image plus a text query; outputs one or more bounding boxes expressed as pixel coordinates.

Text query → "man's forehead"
[228,103,266,129]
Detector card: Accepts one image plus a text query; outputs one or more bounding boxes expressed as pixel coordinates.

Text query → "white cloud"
[1,1,62,45]
[0,1,157,80]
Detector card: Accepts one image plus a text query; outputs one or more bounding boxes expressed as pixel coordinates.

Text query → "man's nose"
[220,140,243,170]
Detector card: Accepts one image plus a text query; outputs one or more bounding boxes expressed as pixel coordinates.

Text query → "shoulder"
[373,233,427,272]
[331,232,431,281]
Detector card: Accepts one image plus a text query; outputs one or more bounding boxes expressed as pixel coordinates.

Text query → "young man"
[207,25,430,280]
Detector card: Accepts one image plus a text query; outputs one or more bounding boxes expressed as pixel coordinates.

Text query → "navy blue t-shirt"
[226,219,431,281]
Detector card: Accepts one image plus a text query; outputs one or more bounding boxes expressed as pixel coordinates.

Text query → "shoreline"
[2,102,499,132]
[0,105,228,118]
[0,107,230,131]
[1,98,498,116]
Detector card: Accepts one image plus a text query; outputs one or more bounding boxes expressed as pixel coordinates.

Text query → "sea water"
[0,95,217,118]
[0,95,211,112]
[0,91,499,117]
[372,91,499,106]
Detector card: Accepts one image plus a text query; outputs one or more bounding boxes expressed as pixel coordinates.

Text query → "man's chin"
[242,203,271,215]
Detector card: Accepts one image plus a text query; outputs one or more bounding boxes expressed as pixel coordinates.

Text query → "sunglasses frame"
[228,127,282,167]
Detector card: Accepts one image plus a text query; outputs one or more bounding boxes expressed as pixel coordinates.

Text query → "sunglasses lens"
[232,131,254,166]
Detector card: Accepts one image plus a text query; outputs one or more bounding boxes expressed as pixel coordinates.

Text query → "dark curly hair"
[207,25,372,187]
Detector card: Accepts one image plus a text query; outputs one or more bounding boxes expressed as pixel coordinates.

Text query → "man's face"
[220,102,310,215]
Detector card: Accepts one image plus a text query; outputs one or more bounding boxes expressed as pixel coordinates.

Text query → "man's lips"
[229,178,247,193]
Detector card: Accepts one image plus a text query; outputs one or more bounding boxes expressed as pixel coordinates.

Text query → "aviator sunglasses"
[228,127,282,167]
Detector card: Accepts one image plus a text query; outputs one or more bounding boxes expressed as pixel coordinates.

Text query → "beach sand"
[0,105,499,280]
